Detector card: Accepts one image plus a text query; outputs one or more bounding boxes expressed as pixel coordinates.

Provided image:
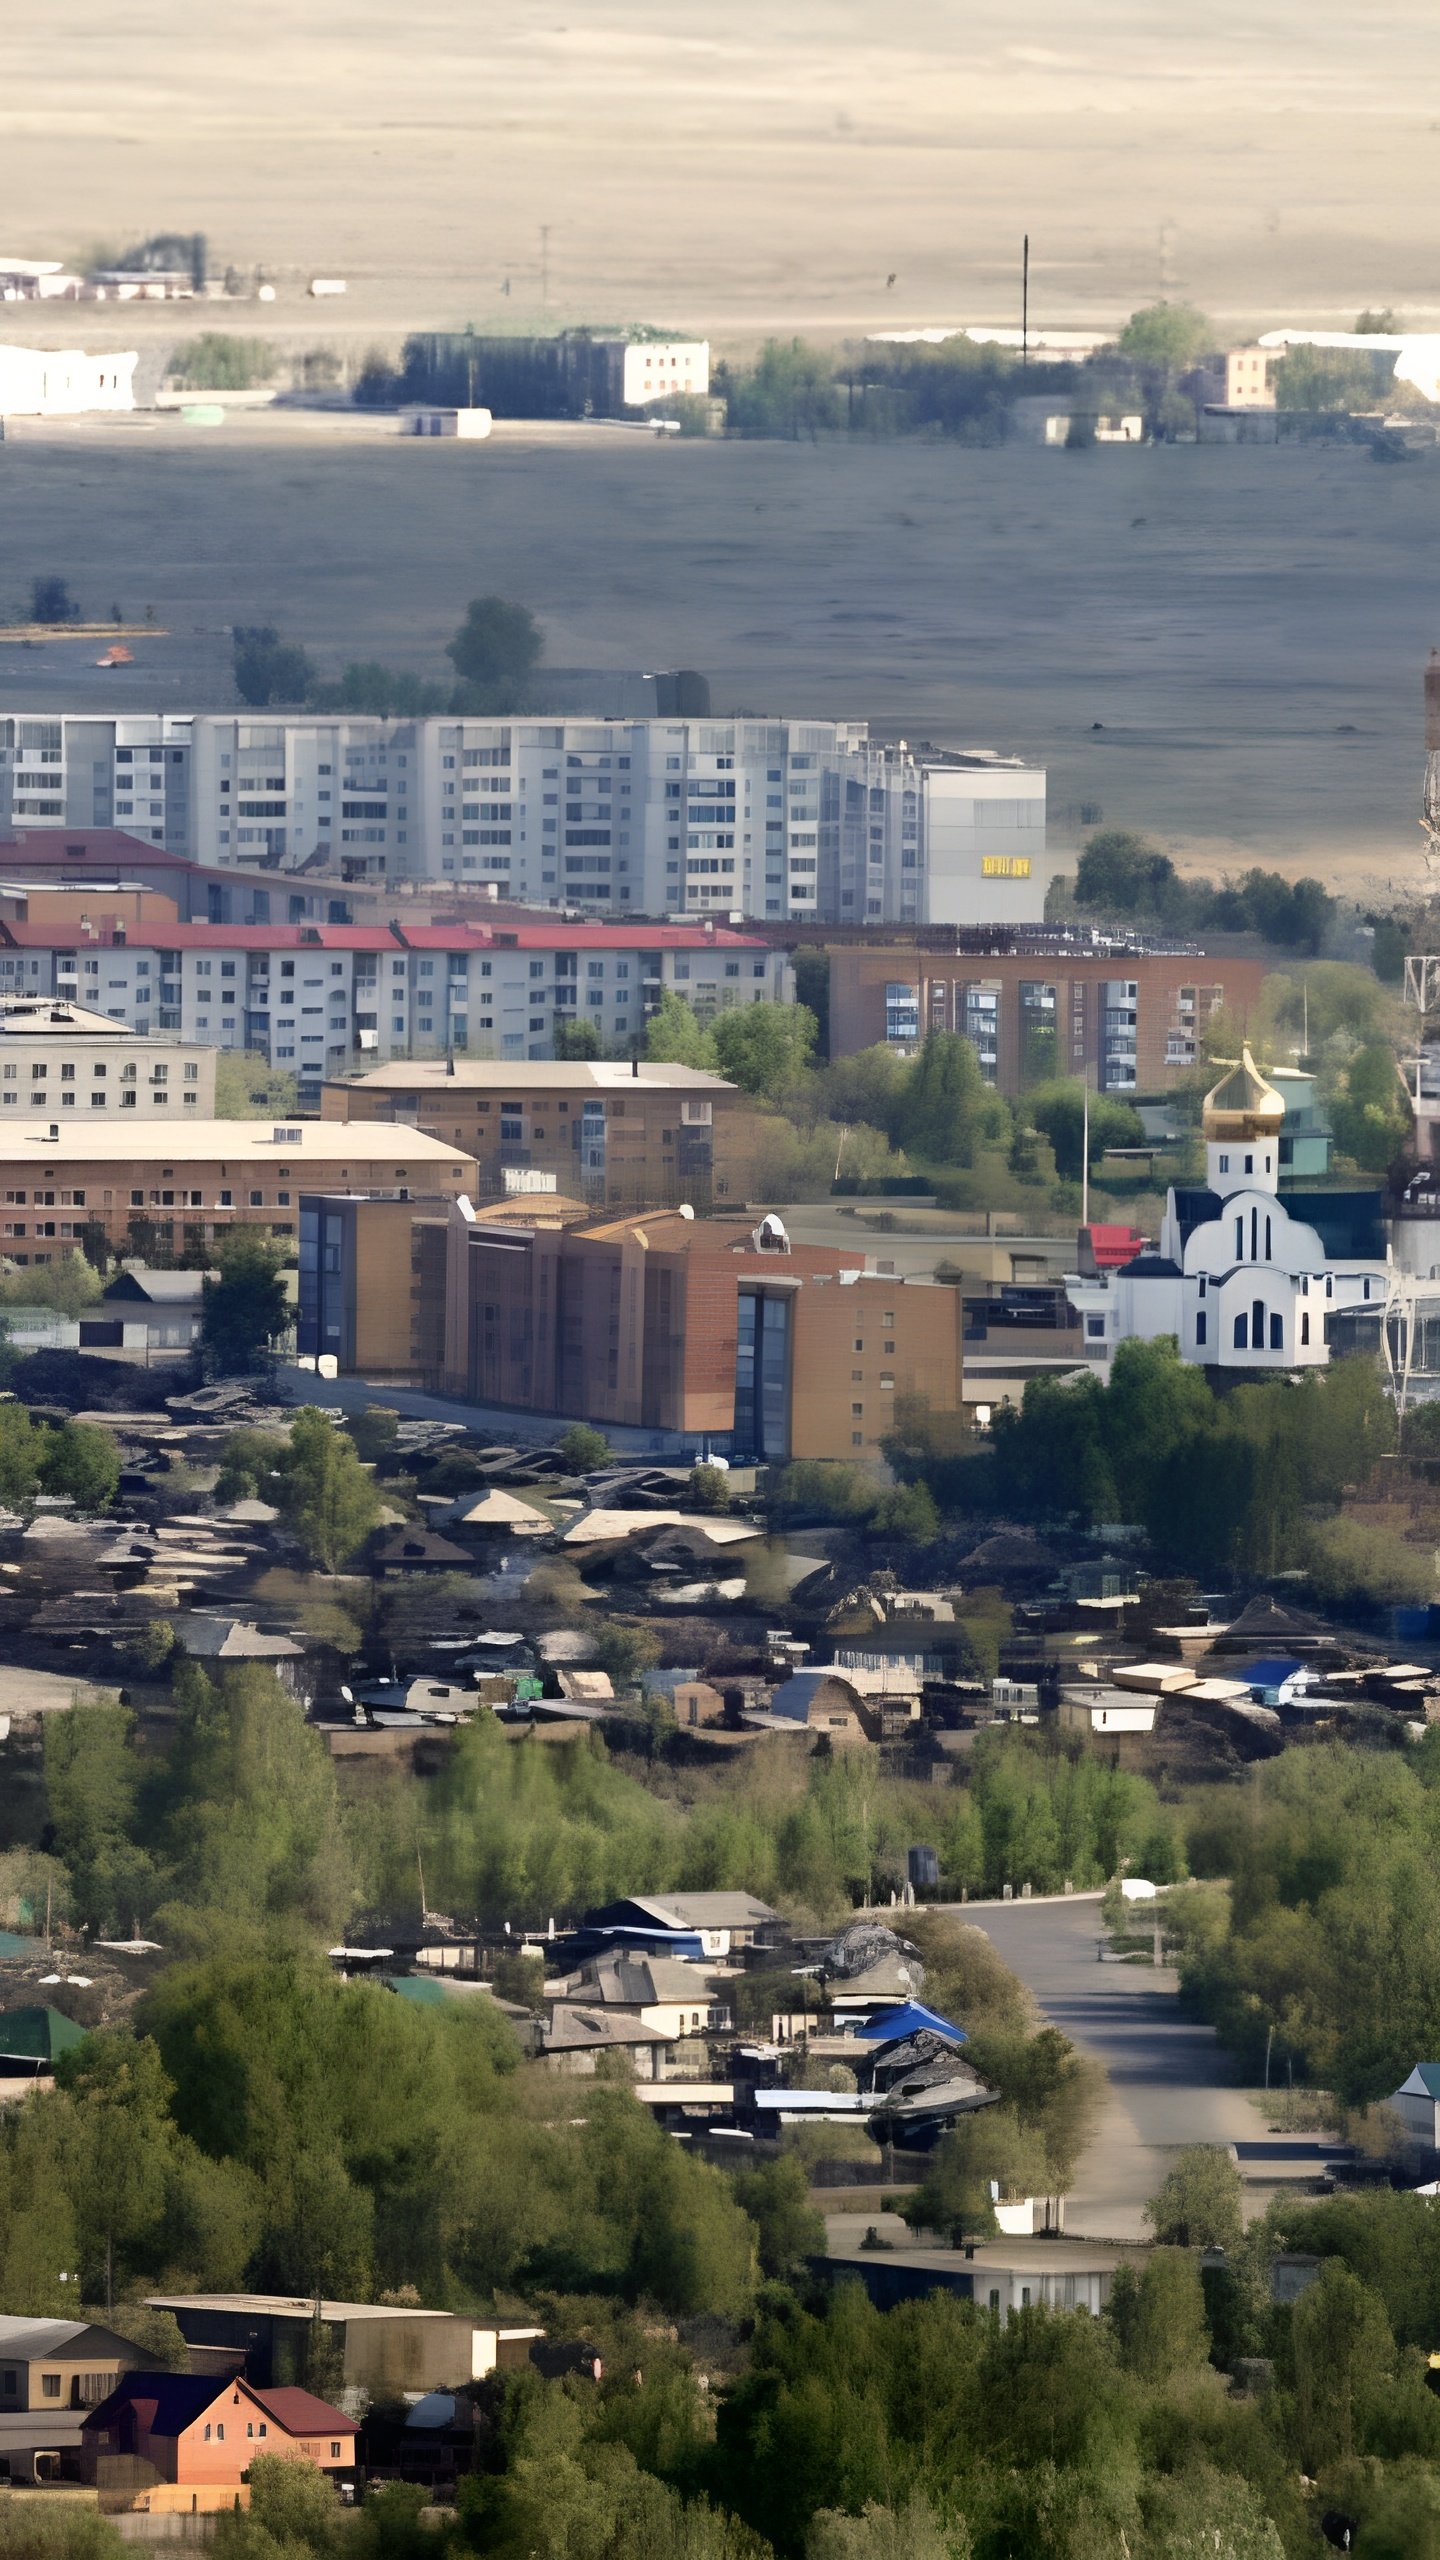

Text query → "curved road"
[956,1895,1259,2239]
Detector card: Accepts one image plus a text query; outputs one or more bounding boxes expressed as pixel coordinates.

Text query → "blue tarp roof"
[854,2001,968,2047]
[1236,1658,1304,1687]
[567,1925,708,1960]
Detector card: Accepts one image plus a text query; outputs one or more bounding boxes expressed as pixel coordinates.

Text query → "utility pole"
[1080,1074,1090,1229]
[1021,234,1030,367]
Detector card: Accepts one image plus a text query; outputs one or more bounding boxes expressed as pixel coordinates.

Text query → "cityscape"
[4,5,1440,2558]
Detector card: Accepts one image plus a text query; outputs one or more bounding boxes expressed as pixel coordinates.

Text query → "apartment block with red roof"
[0,908,789,1098]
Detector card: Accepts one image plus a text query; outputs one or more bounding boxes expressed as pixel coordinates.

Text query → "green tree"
[1027,1080,1144,1179]
[645,989,718,1072]
[242,2451,343,2547]
[1122,2246,1211,2379]
[1146,2147,1243,2252]
[901,2108,1049,2246]
[1330,1043,1410,1171]
[554,1015,603,1060]
[39,1420,119,1513]
[1273,344,1381,412]
[201,1229,291,1374]
[233,626,316,708]
[892,1031,995,1167]
[1075,827,1183,919]
[169,334,275,390]
[732,2153,826,2282]
[0,2499,127,2554]
[807,2497,965,2560]
[1118,303,1214,368]
[57,2034,175,2310]
[596,1620,664,1695]
[277,1408,381,1570]
[0,1403,45,1505]
[28,576,81,626]
[711,1003,817,1099]
[445,596,543,712]
[1140,2464,1286,2560]
[215,1425,289,1504]
[559,1421,611,1472]
[214,1052,302,1118]
[723,340,843,438]
[347,1407,400,1465]
[1293,2258,1395,2467]
[688,1463,731,1513]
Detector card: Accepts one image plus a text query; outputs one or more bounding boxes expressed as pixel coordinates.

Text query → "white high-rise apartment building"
[0,714,1045,926]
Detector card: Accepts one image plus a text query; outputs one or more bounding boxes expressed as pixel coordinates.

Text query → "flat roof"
[146,2293,460,2324]
[341,1060,735,1093]
[0,1117,473,1165]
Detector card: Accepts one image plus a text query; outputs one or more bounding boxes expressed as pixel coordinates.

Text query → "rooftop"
[0,1117,474,1165]
[342,1060,736,1093]
[146,2292,462,2324]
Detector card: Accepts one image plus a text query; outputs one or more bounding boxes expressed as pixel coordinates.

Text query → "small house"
[372,1529,473,1576]
[0,2317,140,2413]
[579,1892,780,1958]
[758,1669,880,1744]
[82,2372,356,2514]
[551,1952,731,2040]
[172,1616,306,1701]
[79,1269,207,1360]
[144,2295,541,2393]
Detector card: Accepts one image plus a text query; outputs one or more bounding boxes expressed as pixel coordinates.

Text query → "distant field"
[1,0,1439,351]
[0,414,1433,894]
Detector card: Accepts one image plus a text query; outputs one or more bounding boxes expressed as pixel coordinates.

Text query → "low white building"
[1066,1050,1389,1374]
[0,346,135,417]
[0,994,214,1115]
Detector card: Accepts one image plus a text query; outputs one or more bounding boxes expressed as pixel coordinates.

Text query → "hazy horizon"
[4,1,1440,346]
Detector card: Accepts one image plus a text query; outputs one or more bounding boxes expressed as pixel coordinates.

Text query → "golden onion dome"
[1203,1045,1285,1141]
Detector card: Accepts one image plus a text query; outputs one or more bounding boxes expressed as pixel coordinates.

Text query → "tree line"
[1172,1736,1440,2104]
[976,1339,1402,1585]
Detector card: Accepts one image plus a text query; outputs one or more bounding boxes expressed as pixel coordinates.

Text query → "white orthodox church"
[1066,1050,1390,1374]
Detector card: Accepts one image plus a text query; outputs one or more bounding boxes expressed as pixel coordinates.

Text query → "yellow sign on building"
[981,855,1032,879]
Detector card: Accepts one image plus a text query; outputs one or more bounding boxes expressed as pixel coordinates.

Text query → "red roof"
[0,828,193,868]
[397,922,765,952]
[250,2386,354,2437]
[1084,1224,1149,1269]
[0,919,766,955]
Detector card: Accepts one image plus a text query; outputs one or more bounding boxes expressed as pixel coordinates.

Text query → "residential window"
[41,2375,60,2400]
[1196,1311,1207,1346]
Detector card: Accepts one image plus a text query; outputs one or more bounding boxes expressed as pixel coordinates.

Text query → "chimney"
[631,1053,639,1078]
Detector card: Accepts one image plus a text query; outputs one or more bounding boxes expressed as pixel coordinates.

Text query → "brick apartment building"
[321,1060,762,1213]
[0,1121,476,1265]
[422,1203,964,1458]
[826,944,1268,1095]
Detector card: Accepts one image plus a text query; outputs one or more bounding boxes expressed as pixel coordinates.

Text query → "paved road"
[957,1896,1259,2239]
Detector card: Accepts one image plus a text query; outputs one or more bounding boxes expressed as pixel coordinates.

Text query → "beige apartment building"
[0,1120,476,1264]
[320,1059,763,1211]
[0,995,216,1116]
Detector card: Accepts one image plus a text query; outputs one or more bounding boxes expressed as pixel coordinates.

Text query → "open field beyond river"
[0,417,1436,886]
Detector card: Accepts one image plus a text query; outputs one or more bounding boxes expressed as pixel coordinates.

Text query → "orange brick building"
[826,944,1267,1095]
[437,1204,963,1459]
[319,1059,761,1212]
[0,1118,476,1265]
[82,2371,355,2515]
